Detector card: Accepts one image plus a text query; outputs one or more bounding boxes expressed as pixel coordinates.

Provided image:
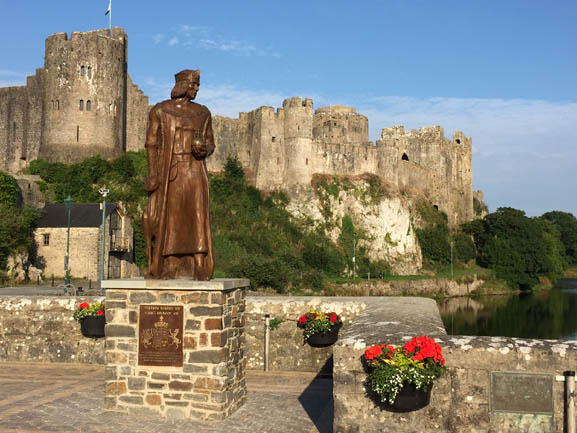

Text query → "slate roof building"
[35,202,136,281]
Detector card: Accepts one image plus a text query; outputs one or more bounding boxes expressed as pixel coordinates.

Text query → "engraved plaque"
[491,371,553,414]
[138,305,183,367]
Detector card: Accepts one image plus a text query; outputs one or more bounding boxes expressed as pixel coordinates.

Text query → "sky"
[1,0,576,217]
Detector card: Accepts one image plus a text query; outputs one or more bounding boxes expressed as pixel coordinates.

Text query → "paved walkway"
[0,362,333,433]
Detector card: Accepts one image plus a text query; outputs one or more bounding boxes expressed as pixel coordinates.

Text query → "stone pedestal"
[102,278,249,421]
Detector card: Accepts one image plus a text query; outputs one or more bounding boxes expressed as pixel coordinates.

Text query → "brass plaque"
[490,371,553,414]
[138,305,183,367]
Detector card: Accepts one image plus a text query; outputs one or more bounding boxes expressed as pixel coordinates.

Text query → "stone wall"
[0,296,105,363]
[333,297,577,433]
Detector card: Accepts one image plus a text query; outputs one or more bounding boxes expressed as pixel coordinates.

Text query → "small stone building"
[35,202,136,281]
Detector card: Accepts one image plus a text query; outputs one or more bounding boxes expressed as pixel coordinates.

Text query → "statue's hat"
[175,69,200,83]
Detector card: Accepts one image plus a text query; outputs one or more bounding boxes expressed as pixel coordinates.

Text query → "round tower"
[39,28,127,163]
[313,105,368,145]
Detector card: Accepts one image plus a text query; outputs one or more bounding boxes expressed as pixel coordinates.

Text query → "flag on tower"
[105,0,111,15]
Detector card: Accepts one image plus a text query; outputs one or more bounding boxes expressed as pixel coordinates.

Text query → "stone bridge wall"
[1,294,576,431]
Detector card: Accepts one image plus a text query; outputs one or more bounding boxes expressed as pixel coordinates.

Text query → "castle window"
[402,153,409,161]
[433,205,439,210]
[80,66,85,76]
[306,158,309,165]
[272,136,275,142]
[43,234,50,246]
[79,100,84,111]
[456,138,461,144]
[51,100,54,110]
[56,100,59,110]
[76,125,79,142]
[87,66,92,78]
[86,100,91,111]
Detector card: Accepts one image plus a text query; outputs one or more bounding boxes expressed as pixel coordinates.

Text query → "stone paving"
[0,362,333,433]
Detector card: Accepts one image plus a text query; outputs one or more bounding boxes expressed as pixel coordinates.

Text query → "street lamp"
[98,186,109,290]
[64,195,74,289]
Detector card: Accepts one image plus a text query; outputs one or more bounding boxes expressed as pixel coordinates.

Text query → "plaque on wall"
[138,305,183,367]
[490,371,553,414]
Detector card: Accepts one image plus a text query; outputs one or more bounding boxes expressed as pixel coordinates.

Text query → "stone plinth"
[102,278,249,421]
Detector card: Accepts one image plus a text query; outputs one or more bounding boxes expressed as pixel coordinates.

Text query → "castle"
[0,28,474,225]
[208,99,473,224]
[0,27,149,173]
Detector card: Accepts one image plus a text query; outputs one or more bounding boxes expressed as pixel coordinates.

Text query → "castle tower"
[312,105,369,145]
[281,97,314,187]
[39,28,128,163]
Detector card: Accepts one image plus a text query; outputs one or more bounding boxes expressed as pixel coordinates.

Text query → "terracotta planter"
[80,315,106,338]
[376,382,432,412]
[306,323,341,347]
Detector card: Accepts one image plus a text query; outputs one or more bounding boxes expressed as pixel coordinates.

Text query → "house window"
[86,100,91,111]
[79,99,84,111]
[80,65,85,76]
[87,66,92,78]
[43,234,50,246]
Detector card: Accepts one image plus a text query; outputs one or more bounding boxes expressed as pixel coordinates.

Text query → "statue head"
[171,69,200,100]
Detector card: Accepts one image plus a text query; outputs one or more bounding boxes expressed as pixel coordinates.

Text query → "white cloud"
[153,34,165,44]
[167,36,179,47]
[158,24,278,57]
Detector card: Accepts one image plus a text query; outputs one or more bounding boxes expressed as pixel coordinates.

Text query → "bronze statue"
[142,69,215,280]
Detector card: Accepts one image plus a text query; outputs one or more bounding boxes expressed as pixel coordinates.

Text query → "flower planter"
[80,316,106,338]
[377,382,432,413]
[306,323,341,347]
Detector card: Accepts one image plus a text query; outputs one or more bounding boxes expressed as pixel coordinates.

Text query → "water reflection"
[439,279,577,340]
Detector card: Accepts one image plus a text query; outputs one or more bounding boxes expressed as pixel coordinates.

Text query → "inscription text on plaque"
[138,305,183,367]
[490,371,553,414]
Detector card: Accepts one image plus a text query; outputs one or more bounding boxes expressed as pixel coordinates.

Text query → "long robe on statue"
[143,99,215,280]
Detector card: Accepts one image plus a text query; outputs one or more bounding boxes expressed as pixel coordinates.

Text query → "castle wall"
[125,76,149,153]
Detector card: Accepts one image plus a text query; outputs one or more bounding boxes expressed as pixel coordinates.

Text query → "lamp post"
[64,195,74,288]
[98,186,109,290]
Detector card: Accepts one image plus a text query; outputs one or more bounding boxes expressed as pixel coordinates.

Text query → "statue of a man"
[142,69,215,280]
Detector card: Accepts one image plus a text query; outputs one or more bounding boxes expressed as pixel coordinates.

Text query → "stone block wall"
[332,297,577,433]
[103,279,247,421]
[245,296,370,372]
[0,296,104,363]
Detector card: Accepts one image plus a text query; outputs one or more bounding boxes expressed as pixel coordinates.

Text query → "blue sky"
[1,1,576,217]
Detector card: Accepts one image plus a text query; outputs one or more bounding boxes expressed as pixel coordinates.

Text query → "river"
[438,278,577,340]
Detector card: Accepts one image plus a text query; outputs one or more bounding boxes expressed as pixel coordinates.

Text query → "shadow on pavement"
[298,358,334,433]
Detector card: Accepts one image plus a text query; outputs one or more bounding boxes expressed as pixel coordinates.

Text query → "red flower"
[298,315,307,324]
[364,345,382,361]
[329,313,338,323]
[96,310,104,316]
[78,302,90,309]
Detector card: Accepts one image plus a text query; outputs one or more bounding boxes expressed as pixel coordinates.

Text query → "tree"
[465,207,568,290]
[541,211,577,264]
[0,171,20,206]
